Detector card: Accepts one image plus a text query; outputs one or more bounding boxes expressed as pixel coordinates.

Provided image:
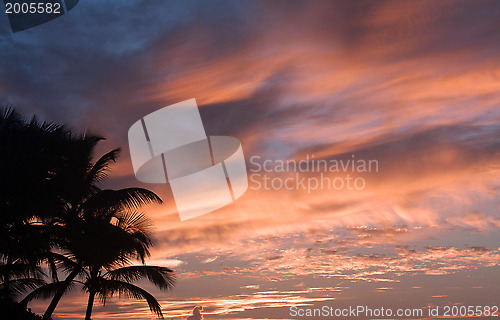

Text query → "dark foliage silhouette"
[1,108,174,319]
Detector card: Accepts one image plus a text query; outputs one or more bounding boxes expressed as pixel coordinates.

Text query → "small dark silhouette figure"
[187,306,203,320]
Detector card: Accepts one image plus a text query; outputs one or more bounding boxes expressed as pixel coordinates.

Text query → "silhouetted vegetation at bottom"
[1,108,174,320]
[0,300,49,320]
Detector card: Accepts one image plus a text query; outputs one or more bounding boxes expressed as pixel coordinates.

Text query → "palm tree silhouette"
[25,146,172,319]
[1,108,175,319]
[0,108,84,303]
[79,210,174,319]
[23,210,174,319]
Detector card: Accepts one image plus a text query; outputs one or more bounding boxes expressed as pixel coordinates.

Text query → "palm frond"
[0,107,23,128]
[9,278,46,296]
[20,281,75,305]
[108,212,154,264]
[0,261,45,279]
[86,148,121,183]
[82,188,163,213]
[30,115,66,134]
[115,211,153,234]
[46,252,79,274]
[64,216,152,267]
[106,266,175,290]
[95,279,164,318]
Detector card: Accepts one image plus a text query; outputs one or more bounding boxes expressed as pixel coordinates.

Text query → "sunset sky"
[1,1,499,319]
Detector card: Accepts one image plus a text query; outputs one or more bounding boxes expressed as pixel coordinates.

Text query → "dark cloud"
[2,0,499,169]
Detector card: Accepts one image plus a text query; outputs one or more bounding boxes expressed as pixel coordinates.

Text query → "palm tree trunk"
[85,290,96,320]
[42,265,81,320]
